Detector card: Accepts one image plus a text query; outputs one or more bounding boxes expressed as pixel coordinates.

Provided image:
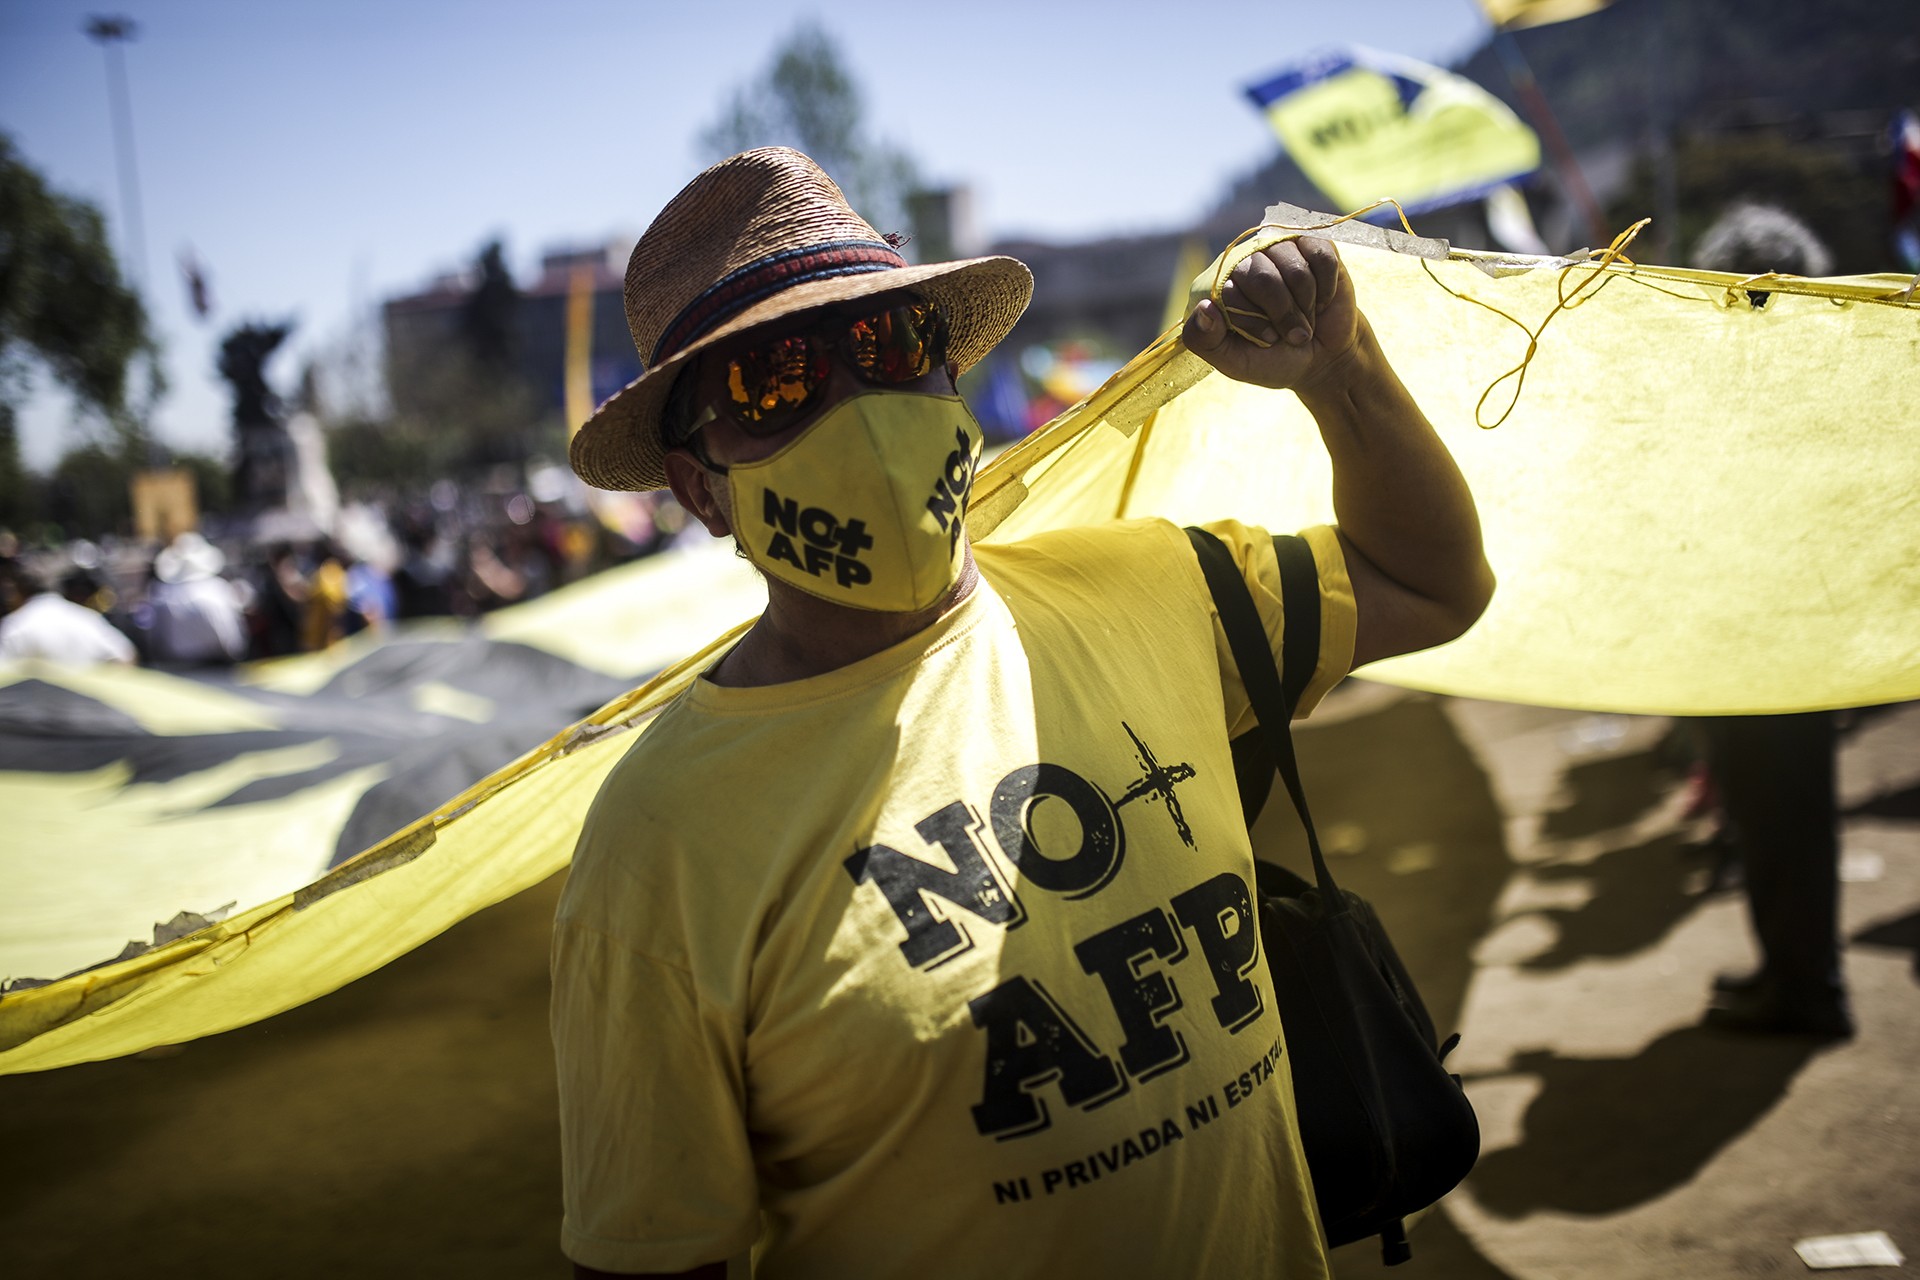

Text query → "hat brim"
[569,254,1033,492]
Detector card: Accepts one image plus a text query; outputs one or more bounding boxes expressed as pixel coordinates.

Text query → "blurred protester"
[535,501,585,587]
[148,532,249,666]
[0,558,137,664]
[500,519,554,601]
[253,543,308,657]
[1691,204,1850,1039]
[302,539,352,651]
[458,535,525,615]
[0,551,25,619]
[0,579,20,621]
[59,566,99,608]
[617,492,657,555]
[1891,108,1920,270]
[59,541,116,613]
[392,523,454,619]
[553,511,598,585]
[343,548,395,637]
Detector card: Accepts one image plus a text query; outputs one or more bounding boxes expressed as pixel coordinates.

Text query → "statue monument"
[219,321,296,513]
[218,320,338,538]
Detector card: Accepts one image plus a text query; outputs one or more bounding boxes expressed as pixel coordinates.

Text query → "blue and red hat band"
[650,239,908,367]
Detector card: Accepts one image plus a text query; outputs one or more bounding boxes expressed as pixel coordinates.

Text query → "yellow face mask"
[722,391,982,612]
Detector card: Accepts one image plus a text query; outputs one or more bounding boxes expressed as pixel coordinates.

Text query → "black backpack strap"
[1272,533,1320,714]
[1224,536,1319,822]
[1230,532,1322,826]
[1379,1219,1411,1266]
[1184,526,1339,898]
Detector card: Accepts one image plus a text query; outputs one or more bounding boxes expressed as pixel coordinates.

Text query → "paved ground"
[4,689,1915,1278]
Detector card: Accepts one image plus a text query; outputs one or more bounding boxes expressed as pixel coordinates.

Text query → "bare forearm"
[1182,235,1493,663]
[1295,319,1494,649]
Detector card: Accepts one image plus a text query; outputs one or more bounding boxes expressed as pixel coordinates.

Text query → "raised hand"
[1182,237,1361,392]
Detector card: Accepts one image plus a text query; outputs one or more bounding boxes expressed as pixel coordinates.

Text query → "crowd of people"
[0,481,692,669]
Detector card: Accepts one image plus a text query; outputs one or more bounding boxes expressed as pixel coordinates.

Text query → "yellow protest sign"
[1476,0,1610,31]
[1246,49,1540,213]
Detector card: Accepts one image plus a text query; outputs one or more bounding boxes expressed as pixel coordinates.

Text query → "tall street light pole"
[85,15,148,292]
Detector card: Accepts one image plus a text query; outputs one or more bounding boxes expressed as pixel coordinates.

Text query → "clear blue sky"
[0,0,1489,469]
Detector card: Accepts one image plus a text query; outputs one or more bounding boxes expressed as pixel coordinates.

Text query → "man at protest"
[1689,204,1852,1039]
[553,147,1494,1279]
[0,558,136,665]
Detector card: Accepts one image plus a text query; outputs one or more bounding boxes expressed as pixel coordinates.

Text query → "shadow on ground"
[1265,694,1522,1278]
[1846,782,1920,821]
[1333,1201,1525,1279]
[1539,750,1673,842]
[1466,1027,1826,1218]
[1518,833,1718,972]
[1261,694,1512,1039]
[1854,908,1920,981]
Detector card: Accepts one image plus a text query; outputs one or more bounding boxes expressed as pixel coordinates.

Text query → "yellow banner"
[1246,49,1540,213]
[5,226,1916,1074]
[1476,0,1610,30]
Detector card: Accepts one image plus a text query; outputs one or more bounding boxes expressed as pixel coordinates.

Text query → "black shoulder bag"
[1185,526,1479,1267]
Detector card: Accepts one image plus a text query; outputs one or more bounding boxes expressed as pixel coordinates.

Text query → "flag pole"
[564,264,595,440]
[85,15,148,290]
[1488,28,1610,246]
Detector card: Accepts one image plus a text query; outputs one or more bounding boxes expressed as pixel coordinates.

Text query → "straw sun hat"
[569,147,1034,492]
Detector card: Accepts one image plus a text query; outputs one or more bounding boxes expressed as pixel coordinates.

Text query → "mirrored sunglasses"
[673,298,949,443]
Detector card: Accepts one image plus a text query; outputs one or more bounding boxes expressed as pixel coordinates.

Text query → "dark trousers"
[1698,711,1843,997]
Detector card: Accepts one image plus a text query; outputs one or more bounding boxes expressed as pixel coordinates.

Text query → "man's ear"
[663,450,732,539]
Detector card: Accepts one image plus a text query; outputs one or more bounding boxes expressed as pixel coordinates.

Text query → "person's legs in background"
[1699,711,1852,1038]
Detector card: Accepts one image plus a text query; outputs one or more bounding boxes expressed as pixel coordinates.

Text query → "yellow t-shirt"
[552,517,1356,1278]
[302,558,348,652]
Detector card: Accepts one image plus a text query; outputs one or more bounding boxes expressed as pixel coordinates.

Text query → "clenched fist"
[1183,237,1362,393]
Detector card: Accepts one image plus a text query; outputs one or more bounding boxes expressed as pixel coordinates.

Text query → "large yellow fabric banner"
[3,232,1915,1073]
[978,229,1920,716]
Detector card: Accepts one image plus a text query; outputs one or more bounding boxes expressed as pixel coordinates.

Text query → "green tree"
[0,416,34,528]
[325,413,436,493]
[46,441,136,535]
[0,135,162,463]
[175,450,232,517]
[698,22,921,237]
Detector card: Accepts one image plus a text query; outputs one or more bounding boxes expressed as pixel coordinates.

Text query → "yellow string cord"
[1600,270,1706,304]
[1205,199,1652,430]
[1206,200,1409,347]
[1417,217,1649,428]
[1205,201,1920,428]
